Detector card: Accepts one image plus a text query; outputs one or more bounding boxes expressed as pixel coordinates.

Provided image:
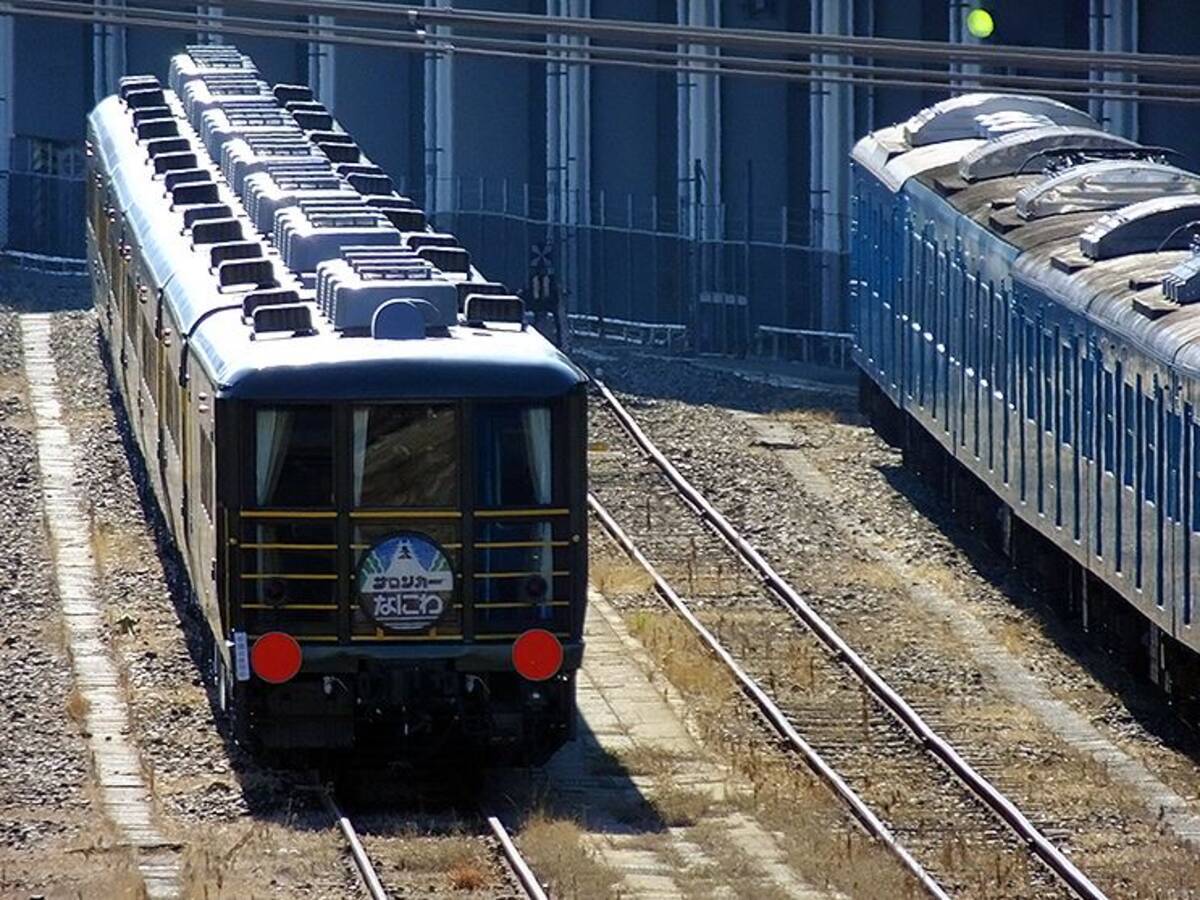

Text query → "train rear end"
[220,379,588,765]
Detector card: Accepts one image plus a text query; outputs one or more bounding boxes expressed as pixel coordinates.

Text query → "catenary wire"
[60,0,1200,101]
[5,0,1200,106]
[167,0,1200,78]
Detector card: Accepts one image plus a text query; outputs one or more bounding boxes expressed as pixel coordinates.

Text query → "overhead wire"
[4,0,1200,106]
[190,0,1200,79]
[54,0,1200,102]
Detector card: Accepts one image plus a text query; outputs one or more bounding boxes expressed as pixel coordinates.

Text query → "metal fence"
[2,136,87,264]
[417,176,852,364]
[0,150,852,367]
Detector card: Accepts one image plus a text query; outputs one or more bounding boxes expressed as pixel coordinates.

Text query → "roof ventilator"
[464,294,526,329]
[182,204,233,229]
[455,280,509,310]
[1079,196,1200,260]
[417,245,471,274]
[124,87,167,110]
[163,168,212,190]
[1162,240,1200,305]
[145,137,191,159]
[1016,161,1200,221]
[154,152,198,175]
[191,218,244,245]
[371,298,439,340]
[136,118,179,141]
[210,240,265,268]
[171,181,220,207]
[243,288,301,320]
[252,304,316,338]
[217,257,277,291]
[131,106,173,126]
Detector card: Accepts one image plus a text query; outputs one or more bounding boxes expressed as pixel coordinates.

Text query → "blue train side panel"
[851,94,1200,691]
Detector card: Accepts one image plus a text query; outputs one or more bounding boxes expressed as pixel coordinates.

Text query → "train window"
[1042,333,1055,434]
[1167,410,1181,521]
[1061,346,1074,446]
[164,369,180,449]
[351,405,457,508]
[1024,322,1036,422]
[199,428,214,521]
[1193,423,1200,532]
[1123,383,1136,487]
[141,314,158,406]
[1081,356,1095,460]
[1103,370,1115,474]
[253,406,334,508]
[475,405,553,508]
[123,273,137,340]
[1144,393,1157,503]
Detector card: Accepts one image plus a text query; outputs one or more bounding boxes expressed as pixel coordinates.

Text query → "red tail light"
[512,629,563,682]
[251,631,302,684]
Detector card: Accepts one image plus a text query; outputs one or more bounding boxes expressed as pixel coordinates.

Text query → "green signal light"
[966,8,994,39]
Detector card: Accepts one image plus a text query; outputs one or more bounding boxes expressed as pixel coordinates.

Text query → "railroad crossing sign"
[529,241,554,273]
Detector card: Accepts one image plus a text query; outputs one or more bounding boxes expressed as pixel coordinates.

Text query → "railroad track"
[588,378,1107,900]
[322,789,548,900]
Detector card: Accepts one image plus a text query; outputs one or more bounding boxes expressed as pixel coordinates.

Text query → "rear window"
[352,404,458,508]
[254,406,334,507]
[475,405,554,508]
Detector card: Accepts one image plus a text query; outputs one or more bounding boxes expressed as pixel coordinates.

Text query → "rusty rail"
[487,816,549,900]
[592,377,1107,900]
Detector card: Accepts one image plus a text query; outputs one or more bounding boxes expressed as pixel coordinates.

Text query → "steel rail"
[321,791,389,900]
[589,495,949,900]
[6,1,1200,104]
[592,378,1108,900]
[486,816,549,900]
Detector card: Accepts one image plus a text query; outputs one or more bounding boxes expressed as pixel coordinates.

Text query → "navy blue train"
[852,93,1200,710]
[86,46,589,762]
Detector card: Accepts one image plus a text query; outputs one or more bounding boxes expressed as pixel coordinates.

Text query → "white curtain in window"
[522,407,552,505]
[255,409,293,506]
[521,407,554,618]
[352,407,369,506]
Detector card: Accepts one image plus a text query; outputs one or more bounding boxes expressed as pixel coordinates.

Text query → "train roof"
[88,47,584,402]
[853,92,1200,375]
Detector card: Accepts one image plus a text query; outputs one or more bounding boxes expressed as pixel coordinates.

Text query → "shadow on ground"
[875,456,1200,762]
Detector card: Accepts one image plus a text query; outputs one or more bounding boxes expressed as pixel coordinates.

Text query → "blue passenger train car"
[852,94,1200,708]
[85,46,589,763]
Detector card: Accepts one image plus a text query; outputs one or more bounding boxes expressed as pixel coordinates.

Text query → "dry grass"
[517,816,621,900]
[180,820,344,898]
[617,744,691,778]
[906,561,965,598]
[649,783,713,827]
[845,555,908,593]
[447,860,488,891]
[590,556,655,598]
[624,608,922,899]
[91,519,151,576]
[773,406,851,428]
[65,686,90,730]
[389,832,490,877]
